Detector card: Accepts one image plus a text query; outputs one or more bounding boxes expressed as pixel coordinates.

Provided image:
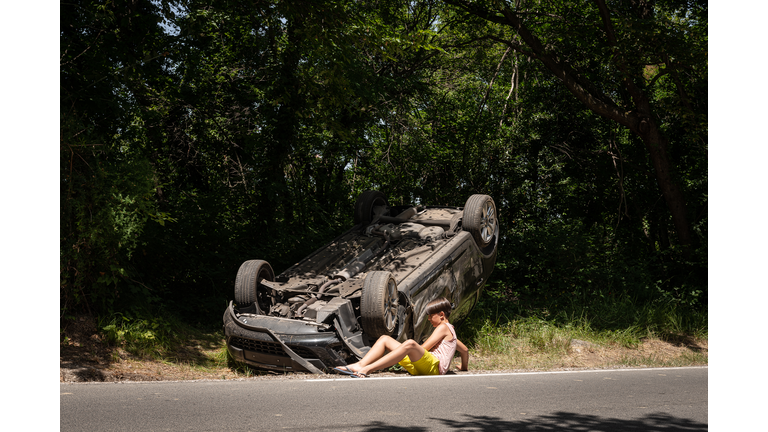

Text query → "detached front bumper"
[223,302,350,373]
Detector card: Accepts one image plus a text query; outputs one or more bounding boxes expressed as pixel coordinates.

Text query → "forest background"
[56,0,710,346]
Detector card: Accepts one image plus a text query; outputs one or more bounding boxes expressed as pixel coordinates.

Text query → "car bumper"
[223,302,348,373]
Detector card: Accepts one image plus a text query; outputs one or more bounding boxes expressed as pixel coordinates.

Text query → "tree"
[444,0,707,257]
[61,0,451,318]
[61,0,178,314]
[60,0,706,322]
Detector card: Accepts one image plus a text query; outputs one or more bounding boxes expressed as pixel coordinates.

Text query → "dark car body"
[223,192,499,373]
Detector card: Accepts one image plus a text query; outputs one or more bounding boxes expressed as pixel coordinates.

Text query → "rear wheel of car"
[234,259,275,313]
[361,271,399,338]
[354,190,387,225]
[463,194,498,249]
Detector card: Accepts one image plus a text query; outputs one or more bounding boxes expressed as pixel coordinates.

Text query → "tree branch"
[594,0,646,107]
[445,0,633,128]
[477,47,511,117]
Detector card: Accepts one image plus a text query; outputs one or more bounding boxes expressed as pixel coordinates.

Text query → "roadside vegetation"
[60,290,706,381]
[459,293,707,371]
[60,0,707,381]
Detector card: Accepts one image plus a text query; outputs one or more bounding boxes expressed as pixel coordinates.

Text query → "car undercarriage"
[224,192,498,373]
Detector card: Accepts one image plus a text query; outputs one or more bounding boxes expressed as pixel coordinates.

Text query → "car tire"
[361,271,399,339]
[234,259,275,313]
[463,194,498,249]
[354,190,387,225]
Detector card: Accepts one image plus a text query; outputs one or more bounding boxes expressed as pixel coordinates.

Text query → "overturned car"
[223,191,498,373]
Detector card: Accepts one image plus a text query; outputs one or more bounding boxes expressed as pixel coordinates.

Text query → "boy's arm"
[456,339,469,371]
[421,323,450,351]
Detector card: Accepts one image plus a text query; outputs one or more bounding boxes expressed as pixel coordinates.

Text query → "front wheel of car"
[463,194,498,249]
[234,259,275,313]
[361,271,399,339]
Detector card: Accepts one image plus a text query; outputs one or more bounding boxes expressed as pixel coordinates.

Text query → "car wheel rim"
[384,279,398,331]
[371,198,386,220]
[480,201,496,244]
[256,268,273,312]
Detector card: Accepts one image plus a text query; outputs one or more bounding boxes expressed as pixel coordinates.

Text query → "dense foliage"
[61,0,707,329]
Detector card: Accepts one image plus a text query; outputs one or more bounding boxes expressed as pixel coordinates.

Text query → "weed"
[99,312,174,359]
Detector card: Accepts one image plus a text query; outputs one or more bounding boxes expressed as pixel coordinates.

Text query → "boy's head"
[425,297,452,319]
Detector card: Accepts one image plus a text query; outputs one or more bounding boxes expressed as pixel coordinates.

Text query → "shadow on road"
[359,412,706,431]
[360,421,429,431]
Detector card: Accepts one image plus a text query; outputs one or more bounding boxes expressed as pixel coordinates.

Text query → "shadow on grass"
[662,334,708,352]
[60,313,306,381]
[61,314,237,381]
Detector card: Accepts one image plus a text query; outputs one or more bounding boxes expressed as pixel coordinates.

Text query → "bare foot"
[345,362,362,373]
[343,363,372,376]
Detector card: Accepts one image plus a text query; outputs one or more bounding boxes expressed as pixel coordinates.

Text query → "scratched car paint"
[223,191,499,373]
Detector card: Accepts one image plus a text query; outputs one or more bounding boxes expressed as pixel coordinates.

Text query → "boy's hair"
[425,297,452,319]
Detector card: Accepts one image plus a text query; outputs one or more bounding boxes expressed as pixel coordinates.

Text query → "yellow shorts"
[398,351,440,376]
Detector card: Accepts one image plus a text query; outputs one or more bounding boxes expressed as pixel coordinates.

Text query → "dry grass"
[468,337,707,372]
[60,315,707,382]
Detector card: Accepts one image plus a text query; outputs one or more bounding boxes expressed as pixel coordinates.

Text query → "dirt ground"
[60,316,708,383]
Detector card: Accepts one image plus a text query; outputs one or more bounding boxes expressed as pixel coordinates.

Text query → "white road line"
[308,366,708,382]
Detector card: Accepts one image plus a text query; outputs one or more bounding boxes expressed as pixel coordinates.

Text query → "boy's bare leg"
[345,336,400,372]
[348,339,425,376]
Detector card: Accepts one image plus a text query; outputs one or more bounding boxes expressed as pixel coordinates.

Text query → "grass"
[454,295,708,372]
[87,311,280,379]
[67,296,706,381]
[97,312,232,369]
[457,316,707,371]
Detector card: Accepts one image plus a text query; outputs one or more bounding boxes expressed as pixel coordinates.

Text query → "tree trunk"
[635,118,693,257]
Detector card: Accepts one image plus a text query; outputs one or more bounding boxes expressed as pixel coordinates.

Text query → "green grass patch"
[455,293,707,371]
[463,292,707,345]
[96,310,283,378]
[99,311,225,367]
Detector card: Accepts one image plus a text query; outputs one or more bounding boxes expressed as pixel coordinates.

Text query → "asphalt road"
[60,366,707,431]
